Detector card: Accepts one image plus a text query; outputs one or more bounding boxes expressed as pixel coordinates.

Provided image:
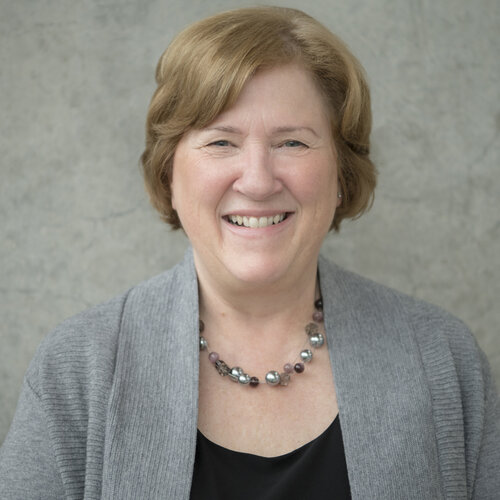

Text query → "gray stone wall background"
[1,0,498,443]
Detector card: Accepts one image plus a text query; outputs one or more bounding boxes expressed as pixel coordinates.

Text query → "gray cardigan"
[1,249,499,499]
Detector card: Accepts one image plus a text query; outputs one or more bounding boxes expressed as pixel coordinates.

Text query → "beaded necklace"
[199,298,325,387]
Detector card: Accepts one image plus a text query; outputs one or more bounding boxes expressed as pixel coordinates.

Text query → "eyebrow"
[204,126,242,134]
[204,125,319,137]
[273,126,319,138]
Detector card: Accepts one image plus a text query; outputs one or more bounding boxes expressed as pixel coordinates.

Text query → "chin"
[223,255,295,287]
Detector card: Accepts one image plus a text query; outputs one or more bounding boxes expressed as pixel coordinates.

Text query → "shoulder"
[26,256,192,397]
[25,292,126,394]
[319,254,483,373]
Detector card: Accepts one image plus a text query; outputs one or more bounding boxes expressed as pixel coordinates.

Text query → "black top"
[190,415,351,499]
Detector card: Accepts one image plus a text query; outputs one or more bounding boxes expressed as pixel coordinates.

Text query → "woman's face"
[171,63,340,288]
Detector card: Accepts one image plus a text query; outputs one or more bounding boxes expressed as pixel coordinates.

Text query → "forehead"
[209,63,331,128]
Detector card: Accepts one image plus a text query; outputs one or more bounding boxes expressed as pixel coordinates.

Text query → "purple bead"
[312,311,324,322]
[215,360,230,376]
[249,377,259,387]
[283,363,294,374]
[305,322,318,336]
[208,352,219,363]
[294,363,305,373]
[279,373,291,386]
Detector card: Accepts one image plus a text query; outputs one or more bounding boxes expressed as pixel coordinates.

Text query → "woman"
[1,6,498,499]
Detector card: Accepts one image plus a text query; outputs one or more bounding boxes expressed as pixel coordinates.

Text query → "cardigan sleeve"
[0,379,65,499]
[471,350,500,500]
[0,291,126,499]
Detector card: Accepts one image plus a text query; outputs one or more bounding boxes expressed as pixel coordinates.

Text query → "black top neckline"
[197,414,339,461]
[191,412,351,499]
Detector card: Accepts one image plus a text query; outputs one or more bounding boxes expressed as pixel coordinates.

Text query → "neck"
[194,253,319,347]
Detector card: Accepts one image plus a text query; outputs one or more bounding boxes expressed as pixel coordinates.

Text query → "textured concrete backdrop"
[1,0,499,443]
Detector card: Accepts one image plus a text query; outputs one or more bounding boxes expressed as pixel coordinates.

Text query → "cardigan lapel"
[318,256,449,499]
[102,248,199,500]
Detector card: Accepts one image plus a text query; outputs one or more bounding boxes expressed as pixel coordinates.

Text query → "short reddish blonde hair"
[141,6,376,231]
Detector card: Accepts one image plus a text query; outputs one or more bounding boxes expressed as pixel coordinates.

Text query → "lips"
[224,213,289,228]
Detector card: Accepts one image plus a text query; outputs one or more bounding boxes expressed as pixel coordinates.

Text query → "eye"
[280,140,308,148]
[207,140,231,147]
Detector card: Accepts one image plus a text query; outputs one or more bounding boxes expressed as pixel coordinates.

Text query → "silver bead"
[229,366,243,382]
[309,333,325,348]
[300,349,313,363]
[238,373,251,385]
[265,370,281,386]
[199,336,208,351]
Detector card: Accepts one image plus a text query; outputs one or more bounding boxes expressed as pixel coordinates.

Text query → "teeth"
[226,213,287,228]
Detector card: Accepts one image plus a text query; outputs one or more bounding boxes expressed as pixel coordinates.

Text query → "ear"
[336,186,342,207]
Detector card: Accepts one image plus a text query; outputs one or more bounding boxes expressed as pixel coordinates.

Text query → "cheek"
[171,156,234,220]
[171,153,202,208]
[290,161,338,228]
[293,162,337,204]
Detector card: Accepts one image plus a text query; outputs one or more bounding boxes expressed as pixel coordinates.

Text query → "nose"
[232,146,282,200]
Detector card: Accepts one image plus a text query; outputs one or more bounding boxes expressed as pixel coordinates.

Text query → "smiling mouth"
[224,213,289,228]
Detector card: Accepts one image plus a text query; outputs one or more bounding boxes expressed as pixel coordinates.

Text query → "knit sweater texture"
[0,249,499,499]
